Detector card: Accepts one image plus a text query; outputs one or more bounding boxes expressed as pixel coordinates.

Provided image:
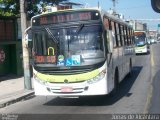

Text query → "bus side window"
[126,28,128,45]
[121,25,124,46]
[120,25,124,46]
[131,30,134,44]
[103,17,110,30]
[129,29,132,45]
[127,28,131,45]
[132,30,135,44]
[103,17,116,49]
[113,22,119,47]
[128,29,131,45]
[124,26,128,45]
[115,23,121,47]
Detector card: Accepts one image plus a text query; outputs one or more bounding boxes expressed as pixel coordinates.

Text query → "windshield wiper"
[76,24,84,34]
[70,24,84,39]
[45,28,58,44]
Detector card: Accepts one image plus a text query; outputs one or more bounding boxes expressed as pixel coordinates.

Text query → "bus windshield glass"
[32,24,105,67]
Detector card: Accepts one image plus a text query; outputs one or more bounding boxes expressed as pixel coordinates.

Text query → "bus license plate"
[61,87,73,92]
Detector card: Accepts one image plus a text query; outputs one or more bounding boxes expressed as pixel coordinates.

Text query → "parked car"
[157,37,160,43]
[147,39,151,45]
[150,38,155,44]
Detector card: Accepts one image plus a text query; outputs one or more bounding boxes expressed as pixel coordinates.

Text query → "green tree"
[0,0,68,18]
[0,0,19,16]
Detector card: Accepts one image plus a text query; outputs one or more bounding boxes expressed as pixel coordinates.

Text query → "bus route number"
[35,56,56,63]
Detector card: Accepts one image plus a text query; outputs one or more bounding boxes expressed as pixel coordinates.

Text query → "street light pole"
[20,0,32,90]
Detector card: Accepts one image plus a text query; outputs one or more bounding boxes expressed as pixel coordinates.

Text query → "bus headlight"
[87,70,106,84]
[33,74,48,85]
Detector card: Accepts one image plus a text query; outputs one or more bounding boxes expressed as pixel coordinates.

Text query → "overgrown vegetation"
[0,0,68,19]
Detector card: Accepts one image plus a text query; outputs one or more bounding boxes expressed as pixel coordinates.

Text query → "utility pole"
[112,0,116,10]
[98,1,99,8]
[111,0,117,14]
[20,0,32,90]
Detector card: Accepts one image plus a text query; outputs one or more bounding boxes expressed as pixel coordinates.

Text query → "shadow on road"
[135,51,150,56]
[44,66,142,106]
[0,74,23,82]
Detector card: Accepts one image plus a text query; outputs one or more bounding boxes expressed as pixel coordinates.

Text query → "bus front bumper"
[135,47,147,54]
[33,77,108,97]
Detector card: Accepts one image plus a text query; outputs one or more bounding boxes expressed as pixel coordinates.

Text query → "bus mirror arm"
[24,35,29,48]
[24,27,32,49]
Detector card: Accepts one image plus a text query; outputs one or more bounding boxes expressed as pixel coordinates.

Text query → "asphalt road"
[0,43,160,119]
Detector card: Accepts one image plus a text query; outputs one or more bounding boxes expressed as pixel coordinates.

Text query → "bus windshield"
[32,24,105,67]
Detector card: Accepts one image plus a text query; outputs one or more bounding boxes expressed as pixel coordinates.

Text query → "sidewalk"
[0,75,34,108]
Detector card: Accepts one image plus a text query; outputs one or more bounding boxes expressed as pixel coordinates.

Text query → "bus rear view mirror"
[106,30,113,53]
[151,0,160,13]
[25,27,32,48]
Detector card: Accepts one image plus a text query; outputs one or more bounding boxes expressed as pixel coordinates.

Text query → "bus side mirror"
[25,27,32,48]
[151,0,160,13]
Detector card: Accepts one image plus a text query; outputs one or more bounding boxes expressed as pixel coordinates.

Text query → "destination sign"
[134,32,145,35]
[32,11,100,26]
[34,56,56,63]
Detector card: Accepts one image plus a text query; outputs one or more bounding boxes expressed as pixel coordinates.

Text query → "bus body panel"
[135,45,147,54]
[112,46,134,83]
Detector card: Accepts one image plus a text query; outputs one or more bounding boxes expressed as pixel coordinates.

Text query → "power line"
[128,19,160,21]
[117,5,150,10]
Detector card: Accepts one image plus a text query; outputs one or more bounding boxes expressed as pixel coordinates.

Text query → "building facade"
[0,16,23,76]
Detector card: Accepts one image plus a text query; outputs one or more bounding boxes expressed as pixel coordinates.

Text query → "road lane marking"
[144,85,153,113]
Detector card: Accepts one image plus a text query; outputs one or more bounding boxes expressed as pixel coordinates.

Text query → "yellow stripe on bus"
[34,68,100,83]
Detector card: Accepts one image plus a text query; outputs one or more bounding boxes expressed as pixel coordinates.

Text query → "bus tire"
[109,68,119,96]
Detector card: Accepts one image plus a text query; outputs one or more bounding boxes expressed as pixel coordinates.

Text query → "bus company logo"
[64,79,69,83]
[0,49,5,63]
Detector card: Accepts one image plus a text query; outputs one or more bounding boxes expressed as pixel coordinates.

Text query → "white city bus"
[25,8,135,97]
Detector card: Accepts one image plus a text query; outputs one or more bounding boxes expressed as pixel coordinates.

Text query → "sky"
[70,0,160,30]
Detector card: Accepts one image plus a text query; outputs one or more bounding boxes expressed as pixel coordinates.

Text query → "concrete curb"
[0,91,35,108]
